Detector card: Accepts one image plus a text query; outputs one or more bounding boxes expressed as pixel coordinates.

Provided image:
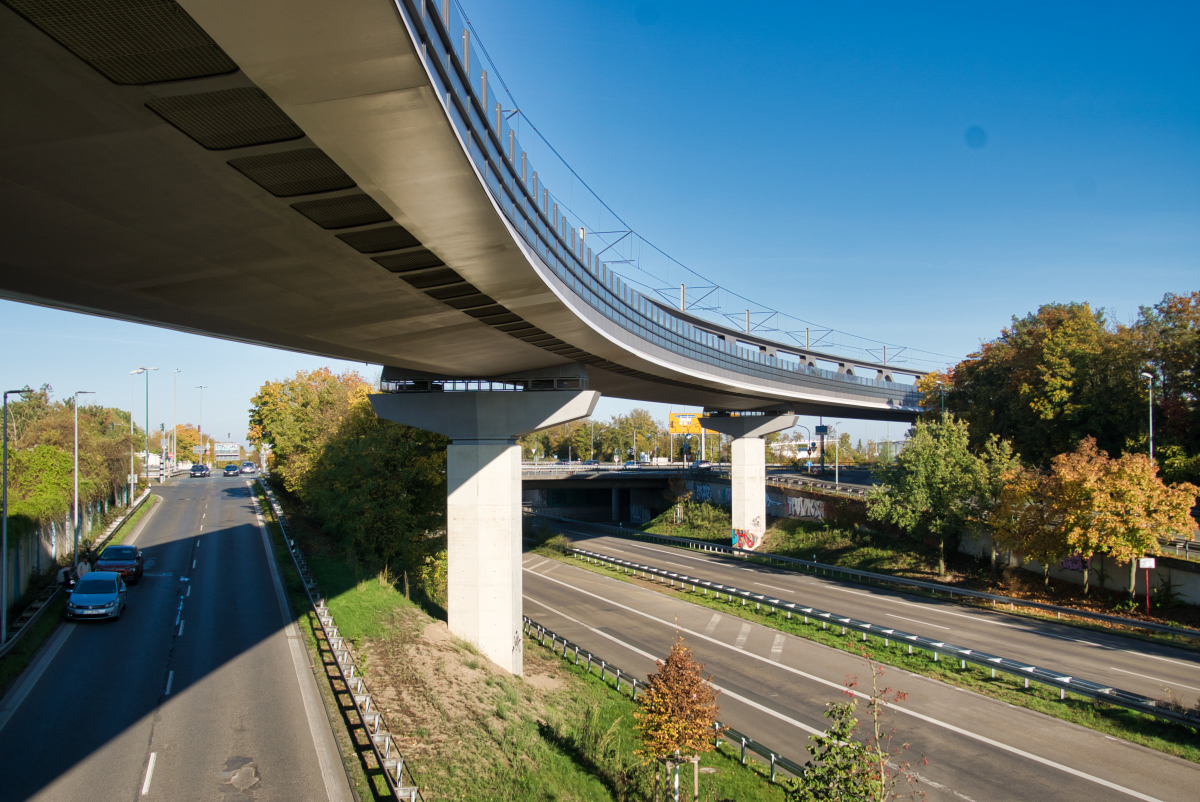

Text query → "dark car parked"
[190,463,210,477]
[223,463,240,477]
[65,572,127,621]
[95,545,144,584]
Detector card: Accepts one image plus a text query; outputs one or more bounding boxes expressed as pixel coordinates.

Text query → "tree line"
[870,292,1199,590]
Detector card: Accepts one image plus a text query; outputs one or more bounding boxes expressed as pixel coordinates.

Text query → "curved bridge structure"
[0,0,922,421]
[1,0,928,674]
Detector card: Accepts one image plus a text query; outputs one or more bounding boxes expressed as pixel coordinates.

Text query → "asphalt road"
[0,477,351,802]
[551,526,1200,705]
[522,553,1200,802]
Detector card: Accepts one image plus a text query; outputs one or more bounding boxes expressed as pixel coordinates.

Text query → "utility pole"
[2,388,30,646]
[73,390,95,570]
[1141,372,1155,460]
[142,368,158,483]
[129,369,143,503]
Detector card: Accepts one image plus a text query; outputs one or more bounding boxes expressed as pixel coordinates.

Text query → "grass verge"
[542,546,1200,765]
[105,493,158,547]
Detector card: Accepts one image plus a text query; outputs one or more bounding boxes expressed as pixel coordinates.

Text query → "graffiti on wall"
[786,495,826,520]
[732,528,761,550]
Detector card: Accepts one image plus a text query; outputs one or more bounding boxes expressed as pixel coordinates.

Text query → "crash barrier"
[523,616,807,784]
[256,480,422,801]
[568,547,1200,729]
[0,488,153,658]
[536,513,1200,641]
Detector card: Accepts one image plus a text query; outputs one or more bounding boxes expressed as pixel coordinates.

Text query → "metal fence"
[536,513,1200,640]
[523,616,807,784]
[566,547,1200,729]
[255,480,423,801]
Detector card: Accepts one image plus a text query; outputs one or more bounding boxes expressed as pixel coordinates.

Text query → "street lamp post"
[172,369,181,470]
[73,390,96,571]
[196,386,208,465]
[2,388,30,646]
[1140,372,1155,461]
[141,368,158,482]
[129,369,144,504]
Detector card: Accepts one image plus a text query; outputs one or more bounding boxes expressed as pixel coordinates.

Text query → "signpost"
[1138,557,1156,616]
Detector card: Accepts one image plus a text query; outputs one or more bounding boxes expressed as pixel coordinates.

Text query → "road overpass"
[0,0,927,672]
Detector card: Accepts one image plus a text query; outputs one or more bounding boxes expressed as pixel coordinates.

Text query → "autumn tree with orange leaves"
[633,637,724,801]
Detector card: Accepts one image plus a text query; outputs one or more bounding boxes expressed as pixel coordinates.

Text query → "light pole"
[196,386,208,465]
[129,369,143,503]
[73,390,95,570]
[3,388,30,646]
[833,421,845,488]
[140,368,158,481]
[172,369,181,469]
[1141,372,1154,461]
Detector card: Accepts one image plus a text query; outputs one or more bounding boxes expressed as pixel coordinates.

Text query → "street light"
[2,387,31,646]
[172,369,181,470]
[833,422,845,488]
[129,369,143,503]
[73,390,96,571]
[1140,372,1154,461]
[196,386,208,465]
[139,368,158,482]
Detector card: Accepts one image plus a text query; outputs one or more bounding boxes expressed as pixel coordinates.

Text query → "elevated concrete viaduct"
[0,0,923,672]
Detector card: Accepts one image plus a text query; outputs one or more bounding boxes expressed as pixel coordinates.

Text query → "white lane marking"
[125,494,163,547]
[191,559,196,569]
[199,526,203,531]
[523,595,823,737]
[141,752,157,795]
[250,486,353,801]
[771,633,785,659]
[164,671,174,695]
[1108,667,1200,693]
[525,568,1164,802]
[177,620,185,637]
[0,624,75,733]
[754,582,793,593]
[202,513,205,519]
[529,559,550,572]
[734,622,751,649]
[832,587,1016,627]
[196,539,200,547]
[886,613,950,631]
[187,585,191,597]
[705,613,722,635]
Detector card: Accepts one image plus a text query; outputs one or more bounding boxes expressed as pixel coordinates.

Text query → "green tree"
[867,415,977,575]
[964,435,1022,575]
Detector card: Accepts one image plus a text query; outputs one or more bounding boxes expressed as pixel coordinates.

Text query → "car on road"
[65,572,128,621]
[240,461,257,475]
[622,461,639,469]
[223,463,240,477]
[582,459,599,466]
[691,460,713,470]
[190,463,210,478]
[95,545,144,584]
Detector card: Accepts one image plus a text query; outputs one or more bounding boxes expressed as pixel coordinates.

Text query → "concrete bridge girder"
[370,389,600,676]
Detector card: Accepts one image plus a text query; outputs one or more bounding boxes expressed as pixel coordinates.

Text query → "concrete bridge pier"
[370,389,599,675]
[699,413,797,550]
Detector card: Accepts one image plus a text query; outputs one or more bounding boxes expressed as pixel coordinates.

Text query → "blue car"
[65,572,128,621]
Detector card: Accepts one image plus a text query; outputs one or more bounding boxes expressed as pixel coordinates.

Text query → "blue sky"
[2,0,1197,446]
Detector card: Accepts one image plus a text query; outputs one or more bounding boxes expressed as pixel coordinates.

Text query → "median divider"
[566,546,1200,729]
[537,513,1200,641]
[523,615,806,785]
[256,479,423,802]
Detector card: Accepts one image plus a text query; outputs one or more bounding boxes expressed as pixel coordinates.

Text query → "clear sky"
[2,0,1196,446]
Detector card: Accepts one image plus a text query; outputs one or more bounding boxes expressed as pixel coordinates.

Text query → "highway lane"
[550,525,1200,704]
[522,554,1200,802]
[0,477,350,802]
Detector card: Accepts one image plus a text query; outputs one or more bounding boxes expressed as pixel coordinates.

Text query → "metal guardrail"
[255,480,423,801]
[536,514,1200,640]
[523,616,807,784]
[567,547,1200,729]
[0,488,153,658]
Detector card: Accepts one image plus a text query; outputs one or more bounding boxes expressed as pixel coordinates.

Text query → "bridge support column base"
[370,389,599,675]
[700,413,797,551]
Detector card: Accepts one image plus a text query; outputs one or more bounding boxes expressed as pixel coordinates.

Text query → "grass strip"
[542,547,1200,764]
[105,493,158,547]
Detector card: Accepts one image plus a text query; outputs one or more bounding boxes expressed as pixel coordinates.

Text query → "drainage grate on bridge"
[291,194,392,230]
[4,0,237,84]
[337,225,421,254]
[146,88,303,149]
[226,149,356,197]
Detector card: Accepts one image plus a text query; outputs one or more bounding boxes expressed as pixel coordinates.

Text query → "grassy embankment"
[640,504,1200,650]
[536,535,1200,766]
[253,481,790,801]
[0,494,159,695]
